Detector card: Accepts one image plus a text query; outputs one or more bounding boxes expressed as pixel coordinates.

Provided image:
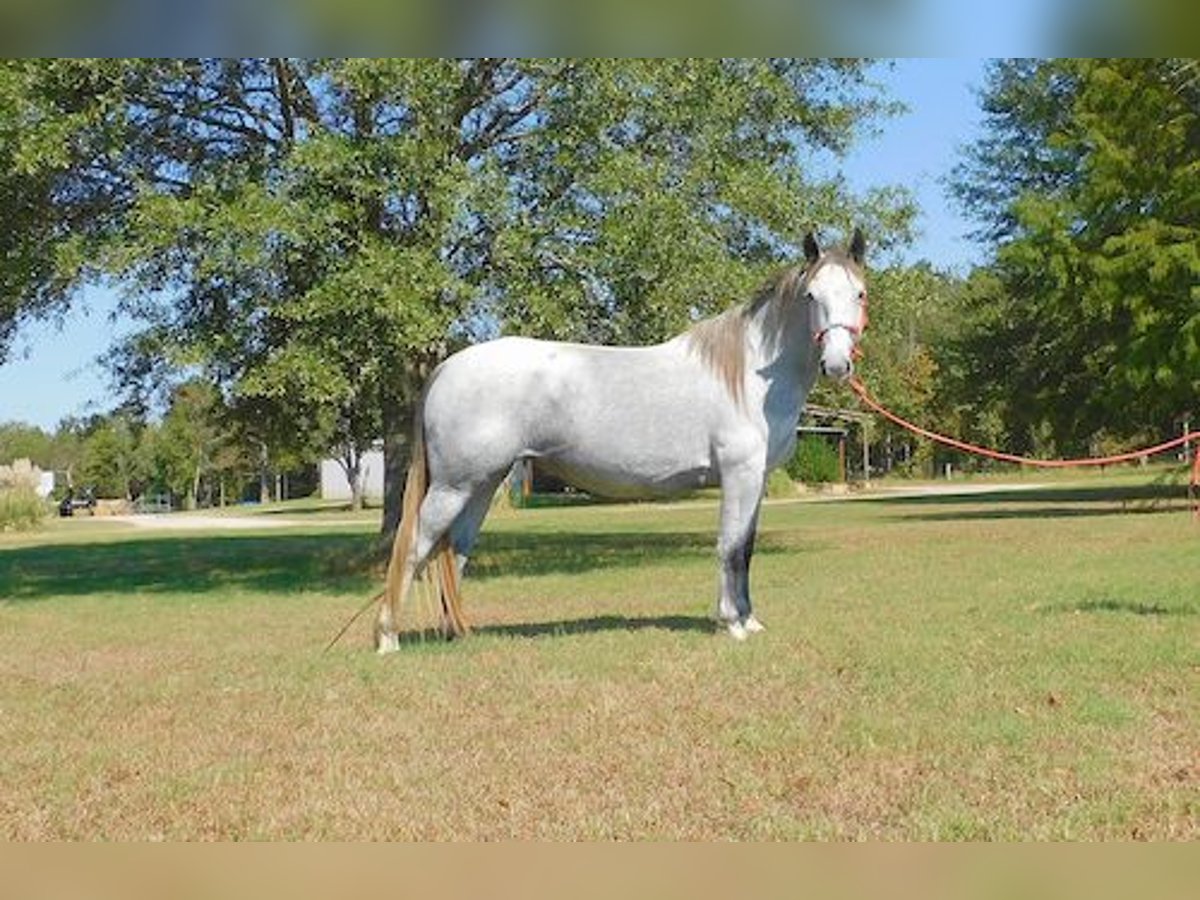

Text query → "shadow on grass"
[872,480,1193,523]
[0,527,761,603]
[1044,597,1196,617]
[252,504,364,516]
[0,532,378,603]
[480,613,717,638]
[467,529,747,580]
[389,614,718,645]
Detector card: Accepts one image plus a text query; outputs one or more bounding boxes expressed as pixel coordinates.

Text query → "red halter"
[813,288,869,348]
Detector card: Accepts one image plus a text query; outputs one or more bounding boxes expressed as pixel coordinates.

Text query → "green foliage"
[951,59,1200,452]
[0,485,46,531]
[485,59,909,345]
[786,435,841,484]
[0,60,125,356]
[764,467,797,498]
[145,381,235,509]
[0,422,52,467]
[1,58,914,529]
[1,394,263,510]
[76,413,144,500]
[852,263,961,425]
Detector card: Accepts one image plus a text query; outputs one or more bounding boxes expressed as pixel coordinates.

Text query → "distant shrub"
[0,486,47,532]
[765,467,797,498]
[785,435,841,484]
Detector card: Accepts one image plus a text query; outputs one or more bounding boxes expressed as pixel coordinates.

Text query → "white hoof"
[376,631,401,655]
[727,621,748,641]
[743,615,766,634]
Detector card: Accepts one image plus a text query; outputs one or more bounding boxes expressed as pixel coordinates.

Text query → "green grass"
[0,474,1196,839]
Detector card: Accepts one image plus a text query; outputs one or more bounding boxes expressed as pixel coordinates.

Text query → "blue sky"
[0,58,992,432]
[844,58,989,270]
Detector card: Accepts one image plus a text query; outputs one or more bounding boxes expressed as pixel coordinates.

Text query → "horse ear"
[849,227,866,264]
[803,232,820,265]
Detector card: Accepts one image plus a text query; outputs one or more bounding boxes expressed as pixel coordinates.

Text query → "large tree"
[1,58,910,534]
[951,58,1199,452]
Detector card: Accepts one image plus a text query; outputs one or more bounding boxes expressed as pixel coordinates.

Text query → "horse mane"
[685,264,810,406]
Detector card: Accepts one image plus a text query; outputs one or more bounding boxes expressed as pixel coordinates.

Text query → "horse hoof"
[376,631,401,654]
[743,615,765,634]
[727,621,748,641]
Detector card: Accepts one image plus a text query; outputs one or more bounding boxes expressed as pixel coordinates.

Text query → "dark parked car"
[58,488,97,517]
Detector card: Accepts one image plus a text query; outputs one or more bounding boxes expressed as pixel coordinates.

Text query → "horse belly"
[425,337,722,498]
[534,366,719,498]
[539,429,717,499]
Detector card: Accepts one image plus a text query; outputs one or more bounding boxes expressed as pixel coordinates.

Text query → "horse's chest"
[761,385,807,470]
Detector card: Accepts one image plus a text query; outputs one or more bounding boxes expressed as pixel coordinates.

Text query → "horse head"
[803,228,868,381]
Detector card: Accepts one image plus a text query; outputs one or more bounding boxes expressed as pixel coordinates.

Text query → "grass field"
[1,472,1196,839]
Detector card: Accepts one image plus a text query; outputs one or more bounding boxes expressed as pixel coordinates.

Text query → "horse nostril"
[821,358,852,381]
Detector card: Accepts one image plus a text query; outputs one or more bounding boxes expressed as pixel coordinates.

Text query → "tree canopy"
[951,58,1199,452]
[1,58,910,525]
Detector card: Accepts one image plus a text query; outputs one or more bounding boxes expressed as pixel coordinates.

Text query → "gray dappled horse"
[376,229,868,652]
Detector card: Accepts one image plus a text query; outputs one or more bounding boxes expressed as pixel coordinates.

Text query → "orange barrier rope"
[847,376,1200,516]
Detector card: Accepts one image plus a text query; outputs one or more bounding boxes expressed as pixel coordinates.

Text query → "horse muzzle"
[817,326,856,381]
[820,356,854,381]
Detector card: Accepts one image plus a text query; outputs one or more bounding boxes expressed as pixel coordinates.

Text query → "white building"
[319,449,385,502]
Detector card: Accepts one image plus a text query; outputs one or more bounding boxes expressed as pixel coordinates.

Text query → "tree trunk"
[338,451,364,513]
[380,357,435,547]
[258,441,271,503]
[187,462,201,511]
[380,395,410,545]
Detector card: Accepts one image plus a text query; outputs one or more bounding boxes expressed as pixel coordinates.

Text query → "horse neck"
[744,293,817,392]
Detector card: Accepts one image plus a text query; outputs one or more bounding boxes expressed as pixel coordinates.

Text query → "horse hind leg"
[377,482,476,651]
[377,446,428,653]
[376,535,424,653]
[431,475,506,637]
[413,485,474,638]
[411,479,513,639]
[449,476,505,577]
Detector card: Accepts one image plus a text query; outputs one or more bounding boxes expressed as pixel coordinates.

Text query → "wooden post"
[861,421,871,486]
[1183,419,1195,521]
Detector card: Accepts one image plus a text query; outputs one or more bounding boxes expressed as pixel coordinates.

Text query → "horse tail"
[381,421,427,617]
[378,409,469,645]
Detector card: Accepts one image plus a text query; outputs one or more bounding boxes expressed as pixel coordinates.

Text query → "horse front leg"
[716,461,765,640]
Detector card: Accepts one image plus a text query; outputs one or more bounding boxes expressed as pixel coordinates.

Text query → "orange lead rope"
[847,376,1200,515]
[1191,450,1200,520]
